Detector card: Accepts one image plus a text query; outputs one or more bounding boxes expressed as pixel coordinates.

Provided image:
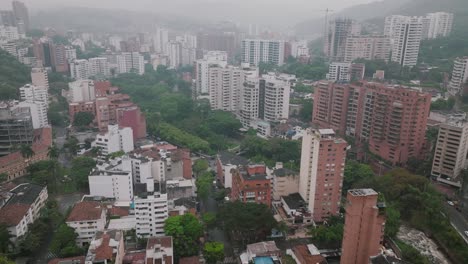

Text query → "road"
[444,203,468,244]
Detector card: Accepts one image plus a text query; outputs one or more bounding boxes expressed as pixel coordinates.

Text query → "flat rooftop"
[349,188,377,196]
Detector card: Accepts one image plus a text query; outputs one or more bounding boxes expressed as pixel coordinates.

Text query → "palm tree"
[20,144,34,159]
[47,145,59,160]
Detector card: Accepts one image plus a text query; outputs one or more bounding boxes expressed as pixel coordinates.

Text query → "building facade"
[241,39,285,66]
[134,192,168,238]
[341,189,385,264]
[448,57,468,95]
[390,17,423,67]
[324,18,361,62]
[231,165,272,207]
[299,129,348,222]
[93,124,134,156]
[344,36,391,63]
[195,51,228,95]
[66,201,106,247]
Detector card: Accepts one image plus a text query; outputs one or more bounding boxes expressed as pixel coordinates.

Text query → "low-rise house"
[146,236,173,264]
[85,230,125,264]
[66,201,106,247]
[240,241,281,264]
[286,244,327,264]
[0,183,48,242]
[280,193,313,225]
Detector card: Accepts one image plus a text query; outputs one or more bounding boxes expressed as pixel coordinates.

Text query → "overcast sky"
[0,0,380,25]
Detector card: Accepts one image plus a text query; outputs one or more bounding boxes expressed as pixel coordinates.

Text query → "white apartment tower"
[167,41,182,69]
[19,84,48,104]
[93,124,134,156]
[324,19,361,62]
[241,39,285,66]
[30,68,49,89]
[117,52,144,75]
[88,159,134,202]
[431,118,468,187]
[448,57,468,95]
[344,36,391,62]
[390,17,423,67]
[327,62,351,82]
[89,57,110,77]
[134,191,168,238]
[70,59,90,80]
[14,101,48,129]
[426,12,454,39]
[153,27,169,54]
[262,73,291,123]
[68,79,95,102]
[195,51,228,95]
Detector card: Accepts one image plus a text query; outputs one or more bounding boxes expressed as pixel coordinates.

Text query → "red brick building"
[341,189,386,264]
[231,165,271,207]
[69,101,96,124]
[312,80,431,165]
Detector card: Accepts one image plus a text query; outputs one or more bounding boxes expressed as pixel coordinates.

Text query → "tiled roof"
[95,234,113,261]
[48,256,86,264]
[0,203,30,226]
[292,244,327,264]
[67,201,104,222]
[147,236,172,250]
[218,151,248,166]
[179,256,200,264]
[109,206,129,217]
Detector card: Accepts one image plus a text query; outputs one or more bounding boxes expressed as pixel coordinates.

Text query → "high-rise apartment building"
[431,118,468,187]
[384,15,410,40]
[324,18,361,62]
[134,191,168,238]
[241,39,285,66]
[88,57,110,77]
[31,68,49,89]
[166,41,182,69]
[327,62,352,82]
[344,36,391,62]
[0,11,16,27]
[0,102,33,156]
[19,84,48,104]
[117,52,144,75]
[197,32,236,57]
[93,124,134,156]
[448,57,468,95]
[195,51,228,95]
[0,26,20,42]
[64,46,77,62]
[312,81,431,165]
[50,44,69,73]
[299,129,348,222]
[70,59,90,80]
[389,17,423,67]
[88,158,134,201]
[12,1,29,32]
[425,12,454,39]
[341,189,385,264]
[68,80,96,103]
[14,101,47,129]
[153,27,169,54]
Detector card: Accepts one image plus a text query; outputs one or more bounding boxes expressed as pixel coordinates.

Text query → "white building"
[166,41,181,69]
[68,79,95,102]
[0,26,20,42]
[384,15,410,40]
[125,153,165,184]
[117,52,144,75]
[88,158,134,202]
[181,46,196,66]
[88,57,110,77]
[262,73,291,123]
[268,163,299,200]
[327,62,351,82]
[0,184,48,242]
[109,36,122,51]
[184,34,197,49]
[66,201,106,247]
[19,84,48,104]
[426,12,454,39]
[70,59,91,80]
[31,68,49,89]
[431,117,468,187]
[14,101,48,129]
[239,76,261,127]
[448,57,468,95]
[344,36,391,63]
[241,39,285,66]
[388,16,423,67]
[195,51,228,95]
[291,41,310,58]
[134,188,168,238]
[65,47,77,62]
[93,124,134,156]
[146,237,174,264]
[216,151,249,188]
[324,19,361,62]
[153,27,169,54]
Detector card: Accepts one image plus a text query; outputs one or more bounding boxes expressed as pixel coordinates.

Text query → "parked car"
[448,201,455,206]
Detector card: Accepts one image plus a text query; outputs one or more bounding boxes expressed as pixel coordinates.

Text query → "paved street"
[444,203,468,244]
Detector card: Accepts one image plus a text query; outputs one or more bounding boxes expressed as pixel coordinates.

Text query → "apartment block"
[390,17,423,67]
[68,80,96,103]
[231,165,272,207]
[324,18,361,62]
[241,39,285,66]
[344,36,391,62]
[19,84,48,104]
[134,191,168,238]
[269,163,299,201]
[0,102,34,156]
[299,129,348,222]
[30,68,49,89]
[93,124,134,156]
[431,118,468,187]
[425,12,454,39]
[146,236,174,264]
[195,51,228,95]
[14,101,48,129]
[341,189,385,264]
[66,201,106,247]
[216,151,249,188]
[312,81,431,165]
[0,183,48,242]
[448,57,468,95]
[117,52,144,75]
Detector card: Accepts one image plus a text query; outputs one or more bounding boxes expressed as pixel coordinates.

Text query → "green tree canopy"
[49,224,83,257]
[203,242,224,264]
[193,159,209,176]
[164,214,203,259]
[73,112,94,127]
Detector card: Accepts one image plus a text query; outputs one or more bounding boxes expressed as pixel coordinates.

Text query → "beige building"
[431,118,468,187]
[269,163,299,200]
[344,36,391,63]
[31,67,49,89]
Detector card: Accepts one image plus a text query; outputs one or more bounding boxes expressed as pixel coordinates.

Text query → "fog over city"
[0,0,379,25]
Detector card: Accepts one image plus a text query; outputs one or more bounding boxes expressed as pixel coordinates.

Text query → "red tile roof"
[0,203,30,226]
[147,236,172,250]
[109,206,129,217]
[179,256,200,264]
[95,234,113,261]
[292,245,327,264]
[67,201,104,222]
[48,256,86,264]
[123,252,146,264]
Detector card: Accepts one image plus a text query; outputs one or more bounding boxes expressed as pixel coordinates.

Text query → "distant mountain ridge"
[295,0,468,37]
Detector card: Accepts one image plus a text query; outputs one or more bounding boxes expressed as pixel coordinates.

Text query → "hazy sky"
[0,0,379,25]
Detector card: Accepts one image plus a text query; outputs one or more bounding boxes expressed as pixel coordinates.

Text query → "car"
[464,231,468,237]
[448,201,455,206]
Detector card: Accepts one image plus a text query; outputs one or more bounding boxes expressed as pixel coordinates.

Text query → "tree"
[0,256,14,264]
[0,224,12,253]
[308,216,344,248]
[203,242,224,264]
[64,136,79,154]
[69,156,96,189]
[0,173,7,182]
[193,159,209,176]
[384,203,401,238]
[196,172,214,201]
[48,145,60,160]
[164,214,203,259]
[20,144,34,159]
[343,161,374,193]
[202,212,217,228]
[49,224,83,257]
[73,112,94,127]
[218,202,277,245]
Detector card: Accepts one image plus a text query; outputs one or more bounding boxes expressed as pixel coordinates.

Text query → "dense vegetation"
[0,49,31,100]
[164,214,204,261]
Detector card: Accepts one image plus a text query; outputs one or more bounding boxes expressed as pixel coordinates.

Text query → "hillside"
[0,49,31,100]
[295,0,468,36]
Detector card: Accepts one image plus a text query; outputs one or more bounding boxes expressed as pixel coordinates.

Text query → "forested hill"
[0,49,30,100]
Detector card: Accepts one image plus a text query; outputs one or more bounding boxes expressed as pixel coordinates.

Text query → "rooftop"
[291,244,327,264]
[8,183,45,205]
[273,168,297,177]
[179,256,200,264]
[349,188,378,197]
[67,201,104,222]
[146,236,172,250]
[282,193,307,210]
[218,151,249,166]
[48,256,86,264]
[247,241,279,255]
[0,203,31,226]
